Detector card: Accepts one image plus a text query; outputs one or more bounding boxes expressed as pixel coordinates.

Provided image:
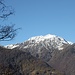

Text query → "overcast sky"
[0,0,75,45]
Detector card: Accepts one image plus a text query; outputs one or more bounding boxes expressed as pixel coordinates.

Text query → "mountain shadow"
[0,46,63,75]
[49,44,75,75]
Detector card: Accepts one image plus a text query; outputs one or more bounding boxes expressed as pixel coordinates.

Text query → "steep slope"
[49,44,75,75]
[0,46,63,75]
[5,34,72,62]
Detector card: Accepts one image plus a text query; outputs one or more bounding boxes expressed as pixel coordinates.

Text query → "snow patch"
[5,44,19,49]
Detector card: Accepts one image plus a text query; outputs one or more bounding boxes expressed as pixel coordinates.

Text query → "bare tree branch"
[0,0,14,19]
[0,25,20,41]
[0,0,20,41]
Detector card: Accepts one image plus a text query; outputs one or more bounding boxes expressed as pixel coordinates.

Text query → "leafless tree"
[0,25,19,41]
[0,0,19,41]
[0,0,14,19]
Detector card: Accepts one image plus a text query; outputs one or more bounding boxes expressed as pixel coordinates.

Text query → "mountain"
[0,46,63,75]
[6,34,72,50]
[5,34,74,75]
[5,34,72,62]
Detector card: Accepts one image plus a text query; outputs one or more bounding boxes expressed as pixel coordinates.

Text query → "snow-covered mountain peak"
[4,34,73,65]
[5,34,73,50]
[28,34,56,41]
[25,34,73,50]
[28,34,69,44]
[44,34,56,38]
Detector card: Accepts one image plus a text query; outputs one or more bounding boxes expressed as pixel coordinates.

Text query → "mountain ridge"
[5,34,73,50]
[5,34,73,63]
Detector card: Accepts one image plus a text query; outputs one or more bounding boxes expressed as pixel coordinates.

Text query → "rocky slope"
[49,44,75,75]
[0,46,63,75]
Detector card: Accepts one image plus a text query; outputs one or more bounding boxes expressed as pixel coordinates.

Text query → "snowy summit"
[27,34,72,50]
[5,34,73,50]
